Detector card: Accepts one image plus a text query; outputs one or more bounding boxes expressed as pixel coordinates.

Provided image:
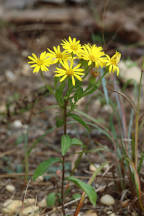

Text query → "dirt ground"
[0,0,144,215]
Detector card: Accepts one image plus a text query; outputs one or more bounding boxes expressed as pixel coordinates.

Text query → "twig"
[0,149,16,158]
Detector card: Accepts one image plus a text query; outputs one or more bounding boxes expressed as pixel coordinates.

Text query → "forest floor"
[0,0,144,215]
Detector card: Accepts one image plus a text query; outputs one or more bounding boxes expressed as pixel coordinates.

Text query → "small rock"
[100,194,115,206]
[77,97,85,106]
[102,105,113,114]
[107,210,113,215]
[2,199,22,214]
[89,164,101,172]
[84,210,98,216]
[20,206,39,216]
[12,120,23,128]
[119,61,141,84]
[35,175,44,183]
[5,70,16,82]
[6,184,15,193]
[22,50,29,57]
[22,63,31,76]
[109,213,116,216]
[89,164,97,172]
[0,105,6,113]
[24,198,36,206]
[92,100,101,113]
[38,198,47,208]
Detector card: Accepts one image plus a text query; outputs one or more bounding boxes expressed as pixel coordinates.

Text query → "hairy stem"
[61,99,68,216]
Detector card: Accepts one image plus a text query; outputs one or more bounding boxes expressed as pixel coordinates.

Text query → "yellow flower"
[61,36,82,55]
[55,60,84,86]
[47,45,70,64]
[28,51,51,73]
[81,44,106,68]
[106,51,121,75]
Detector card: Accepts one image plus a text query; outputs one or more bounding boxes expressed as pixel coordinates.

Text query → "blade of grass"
[134,71,143,168]
[100,68,109,104]
[128,160,144,211]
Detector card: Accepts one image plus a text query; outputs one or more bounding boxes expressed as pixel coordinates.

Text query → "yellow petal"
[60,75,67,82]
[71,75,75,86]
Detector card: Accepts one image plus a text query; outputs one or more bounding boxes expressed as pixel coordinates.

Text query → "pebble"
[89,164,101,172]
[119,61,141,84]
[6,184,15,193]
[100,194,115,206]
[12,120,23,128]
[92,100,101,113]
[5,70,16,82]
[102,105,113,114]
[35,175,44,183]
[0,104,6,113]
[84,210,98,216]
[24,198,36,206]
[38,198,47,208]
[20,206,39,216]
[2,199,22,214]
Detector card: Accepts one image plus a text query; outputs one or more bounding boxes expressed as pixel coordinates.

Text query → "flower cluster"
[28,36,121,86]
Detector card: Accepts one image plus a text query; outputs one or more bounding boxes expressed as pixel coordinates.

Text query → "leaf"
[71,138,83,145]
[33,157,60,180]
[56,117,64,128]
[67,176,97,206]
[61,135,71,156]
[74,87,83,103]
[46,192,56,207]
[100,68,109,104]
[72,193,81,200]
[55,82,65,106]
[55,90,64,107]
[69,113,89,130]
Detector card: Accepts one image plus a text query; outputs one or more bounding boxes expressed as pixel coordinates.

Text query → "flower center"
[56,53,63,59]
[89,54,95,62]
[37,59,44,66]
[66,69,74,75]
[70,44,78,51]
[110,59,117,66]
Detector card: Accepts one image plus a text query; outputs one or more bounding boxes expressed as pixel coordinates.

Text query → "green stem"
[24,127,29,185]
[61,99,68,216]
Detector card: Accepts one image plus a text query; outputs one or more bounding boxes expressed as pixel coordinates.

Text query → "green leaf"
[67,176,97,206]
[74,87,83,103]
[56,117,64,128]
[61,135,71,156]
[33,157,60,180]
[55,82,65,106]
[71,138,83,145]
[72,193,81,200]
[69,113,89,130]
[46,192,56,208]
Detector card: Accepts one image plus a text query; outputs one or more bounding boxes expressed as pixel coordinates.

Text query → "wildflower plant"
[28,36,121,216]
